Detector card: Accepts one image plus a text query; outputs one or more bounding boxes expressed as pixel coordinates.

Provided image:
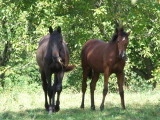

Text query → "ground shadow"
[0,102,159,120]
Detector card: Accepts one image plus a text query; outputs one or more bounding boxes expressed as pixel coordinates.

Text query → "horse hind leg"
[80,68,90,109]
[116,72,125,109]
[45,72,54,113]
[90,72,100,110]
[41,71,49,111]
[55,91,60,112]
[54,72,64,112]
[100,68,109,111]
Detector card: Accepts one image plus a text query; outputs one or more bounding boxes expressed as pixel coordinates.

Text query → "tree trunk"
[0,18,12,88]
[131,57,156,89]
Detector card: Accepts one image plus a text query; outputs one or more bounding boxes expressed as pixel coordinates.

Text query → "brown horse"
[36,26,75,114]
[80,28,130,110]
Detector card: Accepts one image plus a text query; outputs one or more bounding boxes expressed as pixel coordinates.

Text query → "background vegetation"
[0,0,160,91]
[0,0,160,119]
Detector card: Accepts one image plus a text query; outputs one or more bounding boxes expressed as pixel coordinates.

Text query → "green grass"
[0,85,160,120]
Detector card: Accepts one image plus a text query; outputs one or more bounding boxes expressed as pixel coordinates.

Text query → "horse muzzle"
[52,56,62,63]
[119,51,126,60]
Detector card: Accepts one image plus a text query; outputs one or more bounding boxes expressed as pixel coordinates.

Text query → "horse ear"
[49,26,53,34]
[57,26,61,34]
[128,31,131,36]
[115,28,118,34]
[120,27,124,32]
[116,28,121,35]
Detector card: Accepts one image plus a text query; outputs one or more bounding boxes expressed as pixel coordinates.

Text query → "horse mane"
[111,34,118,42]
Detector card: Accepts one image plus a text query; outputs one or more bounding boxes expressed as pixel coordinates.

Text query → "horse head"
[49,26,65,66]
[116,28,130,59]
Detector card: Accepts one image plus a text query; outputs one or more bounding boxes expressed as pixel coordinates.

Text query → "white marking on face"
[122,37,125,41]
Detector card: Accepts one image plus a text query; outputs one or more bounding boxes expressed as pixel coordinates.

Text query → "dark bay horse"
[80,28,130,110]
[36,26,75,114]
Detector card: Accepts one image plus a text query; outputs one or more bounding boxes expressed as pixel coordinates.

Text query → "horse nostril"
[119,51,126,59]
[52,56,60,62]
[119,53,126,59]
[52,56,55,62]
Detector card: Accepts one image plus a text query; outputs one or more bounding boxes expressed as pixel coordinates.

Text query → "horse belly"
[83,40,106,73]
[87,55,104,73]
[49,63,62,72]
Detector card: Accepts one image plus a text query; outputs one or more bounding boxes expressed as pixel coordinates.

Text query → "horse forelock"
[49,30,63,43]
[110,31,128,42]
[111,34,118,42]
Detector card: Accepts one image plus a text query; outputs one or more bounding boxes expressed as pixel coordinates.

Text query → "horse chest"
[110,61,125,73]
[49,63,62,72]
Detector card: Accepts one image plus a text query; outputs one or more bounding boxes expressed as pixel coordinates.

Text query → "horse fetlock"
[91,105,95,110]
[80,103,84,109]
[48,106,55,114]
[100,104,104,111]
[121,102,126,109]
[55,105,60,112]
[45,103,49,111]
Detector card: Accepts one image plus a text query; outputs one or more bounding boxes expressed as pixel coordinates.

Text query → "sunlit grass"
[0,85,160,120]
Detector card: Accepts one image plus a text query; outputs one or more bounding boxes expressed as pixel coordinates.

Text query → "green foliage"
[0,0,159,91]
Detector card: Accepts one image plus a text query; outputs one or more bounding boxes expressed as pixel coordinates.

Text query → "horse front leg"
[90,72,100,110]
[48,74,57,114]
[54,71,64,112]
[41,71,49,111]
[45,71,53,113]
[49,83,56,114]
[116,71,125,109]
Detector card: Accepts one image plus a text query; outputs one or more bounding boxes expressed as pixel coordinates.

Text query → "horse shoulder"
[62,42,69,59]
[38,35,50,46]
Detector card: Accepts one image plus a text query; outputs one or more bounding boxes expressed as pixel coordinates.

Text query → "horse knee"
[42,82,47,91]
[103,86,108,95]
[82,83,87,93]
[56,85,62,92]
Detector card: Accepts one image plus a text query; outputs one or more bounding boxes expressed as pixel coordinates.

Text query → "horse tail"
[64,65,75,72]
[88,68,92,79]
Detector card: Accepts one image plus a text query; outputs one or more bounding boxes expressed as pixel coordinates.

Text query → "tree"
[0,0,159,90]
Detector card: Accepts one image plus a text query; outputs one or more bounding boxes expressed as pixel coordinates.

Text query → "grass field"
[0,85,160,120]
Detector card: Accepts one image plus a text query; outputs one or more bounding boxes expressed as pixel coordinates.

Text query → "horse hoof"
[100,105,104,111]
[45,105,49,111]
[55,105,60,112]
[48,106,55,114]
[91,106,95,110]
[80,104,84,109]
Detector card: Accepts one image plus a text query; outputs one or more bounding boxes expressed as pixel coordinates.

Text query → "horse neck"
[108,41,119,56]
